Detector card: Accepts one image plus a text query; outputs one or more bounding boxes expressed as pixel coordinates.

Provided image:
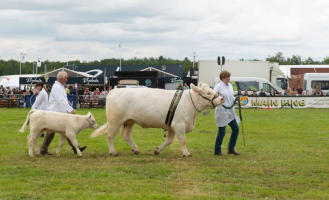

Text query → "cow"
[91,82,224,157]
[19,110,98,157]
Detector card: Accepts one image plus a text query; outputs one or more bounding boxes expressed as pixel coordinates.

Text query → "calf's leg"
[66,133,82,156]
[56,134,66,157]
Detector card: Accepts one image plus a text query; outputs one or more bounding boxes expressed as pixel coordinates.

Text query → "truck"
[303,73,329,95]
[198,60,288,90]
[215,77,285,95]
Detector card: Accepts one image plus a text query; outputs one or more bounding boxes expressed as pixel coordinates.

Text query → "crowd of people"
[236,84,328,97]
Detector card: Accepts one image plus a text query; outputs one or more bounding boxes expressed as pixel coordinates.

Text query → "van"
[214,77,284,95]
[303,73,329,95]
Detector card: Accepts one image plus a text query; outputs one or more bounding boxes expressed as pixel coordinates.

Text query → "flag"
[20,53,26,63]
[37,58,42,67]
[119,43,121,48]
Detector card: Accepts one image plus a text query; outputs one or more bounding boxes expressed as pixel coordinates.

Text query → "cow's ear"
[198,82,203,88]
[191,83,200,93]
[87,111,91,118]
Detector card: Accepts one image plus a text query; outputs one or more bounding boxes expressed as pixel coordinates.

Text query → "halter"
[189,89,220,112]
[86,116,96,127]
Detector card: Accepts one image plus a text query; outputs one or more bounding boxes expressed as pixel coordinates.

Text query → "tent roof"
[44,67,94,78]
[140,67,178,77]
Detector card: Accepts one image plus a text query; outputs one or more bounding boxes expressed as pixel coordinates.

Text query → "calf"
[19,110,98,157]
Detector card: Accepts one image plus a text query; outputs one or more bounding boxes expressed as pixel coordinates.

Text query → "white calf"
[19,110,98,157]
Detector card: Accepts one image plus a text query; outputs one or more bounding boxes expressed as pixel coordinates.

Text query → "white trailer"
[198,60,288,89]
[303,73,329,95]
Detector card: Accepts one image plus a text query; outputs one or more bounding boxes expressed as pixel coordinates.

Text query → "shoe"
[40,151,53,156]
[72,146,87,154]
[228,150,240,155]
[215,153,224,156]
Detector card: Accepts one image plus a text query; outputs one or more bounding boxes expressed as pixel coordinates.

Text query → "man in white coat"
[40,71,87,155]
[214,70,241,156]
[32,82,48,110]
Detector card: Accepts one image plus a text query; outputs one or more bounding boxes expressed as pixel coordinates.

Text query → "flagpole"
[20,53,22,75]
[119,42,121,71]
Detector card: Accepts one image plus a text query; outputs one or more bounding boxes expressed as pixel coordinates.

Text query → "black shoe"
[72,146,87,154]
[40,151,53,155]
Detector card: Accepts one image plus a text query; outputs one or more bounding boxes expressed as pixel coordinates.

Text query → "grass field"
[0,108,328,200]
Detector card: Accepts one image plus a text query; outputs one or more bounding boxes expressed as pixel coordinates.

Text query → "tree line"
[0,56,194,76]
[1,52,329,76]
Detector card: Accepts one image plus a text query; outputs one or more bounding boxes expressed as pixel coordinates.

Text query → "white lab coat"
[48,81,73,113]
[32,88,48,110]
[214,81,240,127]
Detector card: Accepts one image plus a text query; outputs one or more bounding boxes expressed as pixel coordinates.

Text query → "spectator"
[70,85,77,96]
[296,85,303,95]
[83,88,91,99]
[3,90,9,98]
[259,89,266,97]
[65,86,70,95]
[305,90,310,95]
[10,92,16,99]
[183,83,189,90]
[95,88,100,95]
[252,91,257,97]
[279,92,283,96]
[284,89,290,96]
[109,86,113,91]
[243,90,248,96]
[101,87,108,95]
[0,85,5,94]
[176,83,183,90]
[237,90,242,96]
[270,89,275,96]
[312,85,321,95]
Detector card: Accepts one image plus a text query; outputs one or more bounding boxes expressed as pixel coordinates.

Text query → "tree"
[266,51,286,64]
[322,56,329,64]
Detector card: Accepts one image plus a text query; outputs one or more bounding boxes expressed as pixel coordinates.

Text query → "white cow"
[19,110,98,157]
[91,82,224,157]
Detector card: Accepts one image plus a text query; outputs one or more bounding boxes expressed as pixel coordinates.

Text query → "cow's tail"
[90,123,108,138]
[19,110,36,132]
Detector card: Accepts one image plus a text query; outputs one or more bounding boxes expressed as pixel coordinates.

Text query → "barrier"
[239,96,329,108]
[25,95,77,109]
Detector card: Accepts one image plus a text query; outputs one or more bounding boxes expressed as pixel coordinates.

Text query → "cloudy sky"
[1,0,329,63]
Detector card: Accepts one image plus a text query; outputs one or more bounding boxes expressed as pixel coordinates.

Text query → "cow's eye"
[207,92,211,95]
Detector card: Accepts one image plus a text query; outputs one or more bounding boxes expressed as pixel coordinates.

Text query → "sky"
[1,0,329,63]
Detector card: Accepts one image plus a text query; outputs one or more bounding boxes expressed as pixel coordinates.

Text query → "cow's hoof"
[133,150,140,155]
[183,154,192,157]
[154,150,159,155]
[109,153,118,156]
[35,153,40,157]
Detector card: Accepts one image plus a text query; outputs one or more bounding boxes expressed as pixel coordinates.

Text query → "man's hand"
[71,110,76,115]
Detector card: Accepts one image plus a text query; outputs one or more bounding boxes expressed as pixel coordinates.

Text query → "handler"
[32,82,48,110]
[40,71,87,155]
[214,70,241,156]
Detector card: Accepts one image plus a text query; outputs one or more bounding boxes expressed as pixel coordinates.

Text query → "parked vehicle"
[303,73,329,95]
[198,60,288,90]
[215,77,285,95]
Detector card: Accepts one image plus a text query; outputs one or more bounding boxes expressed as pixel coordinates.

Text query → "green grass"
[0,108,328,199]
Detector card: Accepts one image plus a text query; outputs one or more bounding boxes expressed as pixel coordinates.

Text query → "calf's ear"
[191,83,200,93]
[198,82,203,88]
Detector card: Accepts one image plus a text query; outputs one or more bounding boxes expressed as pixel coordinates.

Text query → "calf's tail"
[90,123,108,138]
[19,109,36,132]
